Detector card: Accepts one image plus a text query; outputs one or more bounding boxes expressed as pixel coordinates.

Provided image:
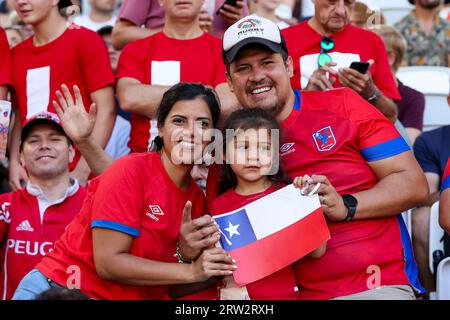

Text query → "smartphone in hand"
[216,0,238,15]
[349,61,370,74]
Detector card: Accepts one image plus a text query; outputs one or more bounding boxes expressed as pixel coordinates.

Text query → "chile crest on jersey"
[312,126,336,152]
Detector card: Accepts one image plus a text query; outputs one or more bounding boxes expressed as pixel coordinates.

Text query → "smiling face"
[313,0,356,34]
[158,97,214,166]
[227,46,294,119]
[20,123,74,180]
[14,0,58,26]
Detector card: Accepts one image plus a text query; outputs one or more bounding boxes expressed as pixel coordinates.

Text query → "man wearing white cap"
[183,15,429,300]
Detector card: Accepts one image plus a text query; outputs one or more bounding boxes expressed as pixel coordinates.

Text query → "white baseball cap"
[222,15,288,65]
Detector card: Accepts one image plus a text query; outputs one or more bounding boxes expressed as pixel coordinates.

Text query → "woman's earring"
[203,151,213,166]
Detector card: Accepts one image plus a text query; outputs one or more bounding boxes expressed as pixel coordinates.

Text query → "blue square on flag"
[215,209,257,251]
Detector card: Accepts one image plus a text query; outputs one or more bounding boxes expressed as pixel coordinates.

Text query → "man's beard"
[95,7,115,15]
[418,0,442,9]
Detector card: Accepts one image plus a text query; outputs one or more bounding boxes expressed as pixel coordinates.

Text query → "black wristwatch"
[341,194,358,222]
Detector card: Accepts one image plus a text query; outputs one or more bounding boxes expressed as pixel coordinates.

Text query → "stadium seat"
[397,66,450,131]
[364,0,413,25]
[436,257,450,300]
[429,202,445,274]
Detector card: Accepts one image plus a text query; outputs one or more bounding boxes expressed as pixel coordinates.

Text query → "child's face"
[227,128,275,184]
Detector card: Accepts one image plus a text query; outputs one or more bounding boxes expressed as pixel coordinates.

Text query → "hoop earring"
[203,152,213,166]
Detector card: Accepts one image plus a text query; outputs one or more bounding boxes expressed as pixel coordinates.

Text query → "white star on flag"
[225,221,240,238]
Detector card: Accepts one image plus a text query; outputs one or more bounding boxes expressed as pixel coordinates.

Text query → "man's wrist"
[341,194,358,222]
[366,86,381,104]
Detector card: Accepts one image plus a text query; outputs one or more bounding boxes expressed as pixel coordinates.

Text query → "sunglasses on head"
[318,36,334,68]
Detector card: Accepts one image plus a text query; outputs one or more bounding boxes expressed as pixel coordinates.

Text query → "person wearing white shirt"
[73,0,117,31]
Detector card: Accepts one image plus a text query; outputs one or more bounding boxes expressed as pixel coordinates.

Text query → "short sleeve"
[371,34,401,100]
[117,0,151,27]
[78,29,115,94]
[342,88,410,162]
[115,40,147,83]
[413,133,440,175]
[211,37,227,86]
[90,157,146,237]
[0,28,11,86]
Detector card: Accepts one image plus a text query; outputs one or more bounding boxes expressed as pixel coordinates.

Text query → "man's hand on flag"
[306,175,348,222]
[179,201,221,261]
[294,175,321,196]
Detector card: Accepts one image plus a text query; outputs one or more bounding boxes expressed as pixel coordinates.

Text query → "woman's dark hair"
[35,287,90,300]
[218,108,292,195]
[151,82,221,151]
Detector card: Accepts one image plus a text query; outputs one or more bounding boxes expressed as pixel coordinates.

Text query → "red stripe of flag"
[228,208,330,286]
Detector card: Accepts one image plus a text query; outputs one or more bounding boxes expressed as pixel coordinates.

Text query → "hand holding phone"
[349,61,369,74]
[216,0,239,15]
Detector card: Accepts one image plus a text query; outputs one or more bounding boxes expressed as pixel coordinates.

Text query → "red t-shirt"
[210,184,299,300]
[0,185,86,300]
[36,152,207,300]
[115,32,226,153]
[282,22,401,100]
[0,27,11,87]
[10,25,115,167]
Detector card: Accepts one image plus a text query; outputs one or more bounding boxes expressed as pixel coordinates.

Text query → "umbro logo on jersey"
[16,220,34,232]
[149,205,164,215]
[280,143,295,156]
[146,205,164,222]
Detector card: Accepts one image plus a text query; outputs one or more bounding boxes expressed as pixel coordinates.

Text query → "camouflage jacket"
[395,11,450,67]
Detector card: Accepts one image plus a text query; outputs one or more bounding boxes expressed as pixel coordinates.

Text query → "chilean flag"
[214,184,330,286]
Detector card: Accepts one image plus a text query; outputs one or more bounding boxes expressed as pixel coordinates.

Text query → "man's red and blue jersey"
[441,158,450,192]
[280,88,424,299]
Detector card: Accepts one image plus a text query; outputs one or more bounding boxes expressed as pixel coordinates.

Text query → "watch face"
[343,195,358,207]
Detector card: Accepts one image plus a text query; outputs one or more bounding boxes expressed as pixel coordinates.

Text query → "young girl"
[209,107,327,300]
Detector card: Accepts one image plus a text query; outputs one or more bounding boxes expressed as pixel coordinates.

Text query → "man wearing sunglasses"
[282,0,399,123]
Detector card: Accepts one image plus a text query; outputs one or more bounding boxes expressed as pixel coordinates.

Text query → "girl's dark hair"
[151,82,221,151]
[218,108,292,195]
